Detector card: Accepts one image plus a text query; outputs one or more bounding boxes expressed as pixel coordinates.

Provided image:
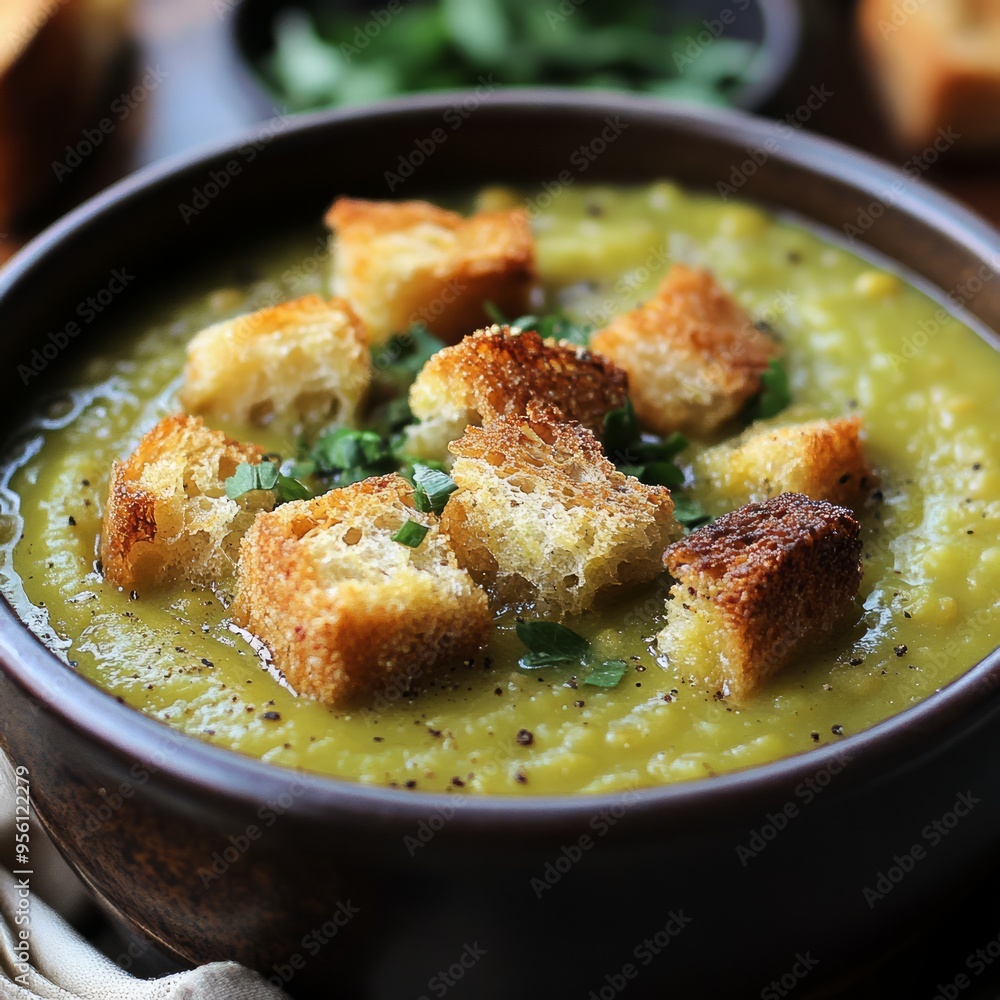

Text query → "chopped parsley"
[515,621,590,667]
[291,427,397,487]
[515,620,630,688]
[263,4,759,114]
[371,323,445,386]
[512,312,591,347]
[745,358,792,422]
[411,465,458,515]
[225,460,278,499]
[583,659,629,688]
[671,494,712,530]
[603,398,688,488]
[366,322,446,439]
[273,473,314,503]
[602,398,713,529]
[485,303,592,347]
[225,461,314,505]
[391,519,430,547]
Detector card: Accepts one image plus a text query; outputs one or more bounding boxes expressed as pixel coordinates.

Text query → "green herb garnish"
[745,359,792,422]
[225,461,278,500]
[513,312,591,347]
[411,465,458,515]
[638,460,686,490]
[301,427,397,487]
[583,659,629,687]
[372,323,445,384]
[274,473,314,503]
[515,621,590,668]
[671,494,712,530]
[515,620,630,687]
[484,304,592,347]
[366,323,446,438]
[391,519,430,547]
[226,461,314,505]
[602,398,688,489]
[263,4,759,113]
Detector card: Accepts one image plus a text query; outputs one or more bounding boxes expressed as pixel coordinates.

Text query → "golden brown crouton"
[697,416,876,510]
[442,407,681,615]
[180,295,370,435]
[858,0,1000,152]
[590,265,778,437]
[657,493,863,701]
[405,324,628,462]
[325,198,535,345]
[100,415,274,593]
[231,474,491,707]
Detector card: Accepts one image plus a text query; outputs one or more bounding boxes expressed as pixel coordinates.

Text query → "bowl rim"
[2,88,999,828]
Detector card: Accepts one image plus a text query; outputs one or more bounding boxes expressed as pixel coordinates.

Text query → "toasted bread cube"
[858,0,1000,152]
[100,415,274,592]
[657,493,863,701]
[590,265,778,436]
[442,407,681,615]
[697,416,876,510]
[325,198,535,345]
[231,474,491,706]
[179,295,370,435]
[405,324,628,462]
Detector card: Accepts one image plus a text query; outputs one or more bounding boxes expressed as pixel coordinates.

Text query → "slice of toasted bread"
[405,324,628,461]
[443,405,681,614]
[657,493,863,701]
[231,474,491,706]
[858,0,1000,151]
[326,198,535,345]
[590,265,778,436]
[100,414,274,593]
[180,295,370,435]
[697,416,876,510]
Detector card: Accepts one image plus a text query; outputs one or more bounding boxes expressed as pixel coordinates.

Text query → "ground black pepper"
[515,729,534,746]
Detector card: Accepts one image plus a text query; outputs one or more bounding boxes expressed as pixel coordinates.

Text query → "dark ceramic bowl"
[1,92,999,1000]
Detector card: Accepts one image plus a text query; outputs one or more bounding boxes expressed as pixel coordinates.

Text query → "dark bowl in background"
[1,91,999,999]
[232,0,803,114]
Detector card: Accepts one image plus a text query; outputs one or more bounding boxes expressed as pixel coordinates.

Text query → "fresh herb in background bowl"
[234,0,801,112]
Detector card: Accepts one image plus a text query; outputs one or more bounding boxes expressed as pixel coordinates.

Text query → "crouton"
[100,415,274,593]
[179,295,370,435]
[590,265,778,437]
[442,406,681,615]
[858,0,1000,152]
[657,493,863,701]
[405,324,628,462]
[325,198,535,345]
[697,416,876,510]
[231,474,491,706]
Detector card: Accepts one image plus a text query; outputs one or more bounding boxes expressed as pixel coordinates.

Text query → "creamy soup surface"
[2,183,998,794]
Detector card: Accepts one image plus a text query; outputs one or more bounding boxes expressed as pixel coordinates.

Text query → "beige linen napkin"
[0,760,289,1000]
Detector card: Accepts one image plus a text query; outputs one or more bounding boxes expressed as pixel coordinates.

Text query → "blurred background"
[3,0,1000,263]
[3,0,1000,994]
